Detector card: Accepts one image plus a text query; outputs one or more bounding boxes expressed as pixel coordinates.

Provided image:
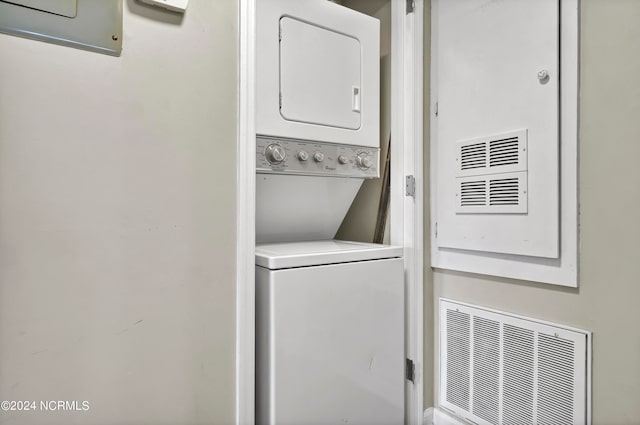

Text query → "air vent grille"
[456,129,527,178]
[489,137,520,167]
[502,324,534,425]
[461,142,487,170]
[457,173,527,214]
[440,300,589,425]
[446,309,471,411]
[472,317,500,424]
[455,130,528,214]
[538,333,576,425]
[489,178,519,206]
[460,181,487,207]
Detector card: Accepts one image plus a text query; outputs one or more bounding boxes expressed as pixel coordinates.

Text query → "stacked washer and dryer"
[255,1,404,424]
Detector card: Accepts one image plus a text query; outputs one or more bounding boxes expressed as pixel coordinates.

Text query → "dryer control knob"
[313,152,325,162]
[356,153,373,169]
[265,143,286,165]
[338,155,348,165]
[297,151,309,161]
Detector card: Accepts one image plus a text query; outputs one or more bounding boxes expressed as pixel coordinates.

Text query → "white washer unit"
[255,240,405,425]
[256,0,380,243]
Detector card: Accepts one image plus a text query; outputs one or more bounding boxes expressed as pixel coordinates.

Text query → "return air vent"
[446,309,471,411]
[456,172,527,214]
[456,129,527,178]
[439,299,590,425]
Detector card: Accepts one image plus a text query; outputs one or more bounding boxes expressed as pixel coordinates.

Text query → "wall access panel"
[434,0,560,259]
[431,0,580,286]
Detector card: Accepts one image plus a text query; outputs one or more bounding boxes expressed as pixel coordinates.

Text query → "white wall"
[427,1,640,422]
[0,1,238,424]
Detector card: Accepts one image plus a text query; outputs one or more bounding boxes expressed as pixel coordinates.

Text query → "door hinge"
[405,175,415,197]
[406,0,415,14]
[406,358,415,383]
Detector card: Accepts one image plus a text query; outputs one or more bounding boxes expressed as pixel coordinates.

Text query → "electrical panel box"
[9,0,78,17]
[434,0,560,259]
[0,0,122,56]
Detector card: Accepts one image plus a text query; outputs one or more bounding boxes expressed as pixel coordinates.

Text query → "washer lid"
[255,240,403,269]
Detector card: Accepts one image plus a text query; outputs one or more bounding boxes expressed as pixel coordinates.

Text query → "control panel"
[256,136,380,178]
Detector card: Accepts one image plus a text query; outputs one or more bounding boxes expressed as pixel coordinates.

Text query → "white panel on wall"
[434,0,560,259]
[430,0,579,287]
[0,0,121,56]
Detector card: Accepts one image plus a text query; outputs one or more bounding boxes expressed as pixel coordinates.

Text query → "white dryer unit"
[255,0,381,244]
[255,240,405,425]
[256,0,380,148]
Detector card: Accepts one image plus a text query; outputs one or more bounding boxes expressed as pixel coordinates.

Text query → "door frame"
[236,0,424,423]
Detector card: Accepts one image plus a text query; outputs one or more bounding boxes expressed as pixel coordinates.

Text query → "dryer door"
[279,17,361,130]
[256,0,379,147]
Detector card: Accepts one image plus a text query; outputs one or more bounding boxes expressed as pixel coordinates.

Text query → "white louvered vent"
[461,142,487,171]
[460,180,486,207]
[455,130,528,215]
[489,177,519,206]
[489,137,520,168]
[440,299,590,425]
[446,309,471,410]
[456,172,528,214]
[472,317,500,424]
[456,129,528,178]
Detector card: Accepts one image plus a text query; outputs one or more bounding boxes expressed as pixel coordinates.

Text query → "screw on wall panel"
[112,35,119,41]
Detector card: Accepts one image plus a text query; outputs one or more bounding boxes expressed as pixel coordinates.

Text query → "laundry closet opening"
[252,0,409,424]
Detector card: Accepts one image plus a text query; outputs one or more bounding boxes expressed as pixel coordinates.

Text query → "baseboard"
[424,407,467,425]
[423,407,434,425]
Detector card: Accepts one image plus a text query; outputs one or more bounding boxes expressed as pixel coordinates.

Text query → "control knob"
[265,143,286,165]
[297,151,309,161]
[356,153,373,169]
[338,155,348,165]
[313,152,325,162]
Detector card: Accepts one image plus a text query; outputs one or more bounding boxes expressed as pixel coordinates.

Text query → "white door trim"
[390,0,424,424]
[236,0,256,424]
[236,0,424,423]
